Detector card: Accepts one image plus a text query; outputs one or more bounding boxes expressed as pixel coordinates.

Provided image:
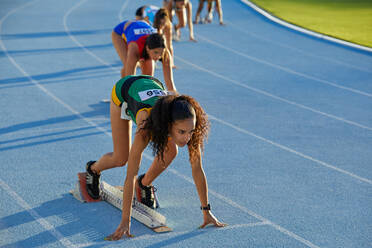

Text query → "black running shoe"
[86,161,100,199]
[136,174,158,209]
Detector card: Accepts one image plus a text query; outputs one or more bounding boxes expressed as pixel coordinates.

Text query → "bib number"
[138,89,166,101]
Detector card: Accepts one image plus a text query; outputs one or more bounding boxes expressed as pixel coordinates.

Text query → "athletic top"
[143,5,160,25]
[111,75,166,123]
[113,20,157,58]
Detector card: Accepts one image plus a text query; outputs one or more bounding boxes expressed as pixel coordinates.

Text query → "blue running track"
[0,0,371,247]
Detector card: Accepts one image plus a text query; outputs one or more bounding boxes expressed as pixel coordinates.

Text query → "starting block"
[70,173,172,233]
[70,173,101,202]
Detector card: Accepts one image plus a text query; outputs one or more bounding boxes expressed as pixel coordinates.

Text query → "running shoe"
[136,174,158,209]
[85,161,100,199]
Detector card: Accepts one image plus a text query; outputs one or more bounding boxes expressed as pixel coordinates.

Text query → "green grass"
[249,0,372,48]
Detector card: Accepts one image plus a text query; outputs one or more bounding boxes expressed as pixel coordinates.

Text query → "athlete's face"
[169,117,196,147]
[148,47,164,60]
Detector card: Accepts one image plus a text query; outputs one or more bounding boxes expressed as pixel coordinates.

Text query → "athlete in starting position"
[112,20,176,91]
[85,75,226,239]
[194,0,224,25]
[165,0,196,41]
[136,6,176,68]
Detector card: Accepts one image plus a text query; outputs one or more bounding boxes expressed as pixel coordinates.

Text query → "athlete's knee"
[112,155,128,167]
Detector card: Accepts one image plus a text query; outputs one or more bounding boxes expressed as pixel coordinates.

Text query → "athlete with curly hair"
[84,75,226,240]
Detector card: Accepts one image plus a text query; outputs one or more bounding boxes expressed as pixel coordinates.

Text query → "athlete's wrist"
[200,203,210,211]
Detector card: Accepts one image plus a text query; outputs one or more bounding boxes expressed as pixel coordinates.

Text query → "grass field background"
[250,0,372,48]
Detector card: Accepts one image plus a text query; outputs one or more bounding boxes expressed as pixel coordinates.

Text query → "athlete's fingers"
[199,220,213,229]
[199,223,208,229]
[125,231,135,238]
[199,220,227,229]
[112,233,122,241]
[105,230,130,241]
[106,233,121,241]
[104,234,115,241]
[214,221,228,228]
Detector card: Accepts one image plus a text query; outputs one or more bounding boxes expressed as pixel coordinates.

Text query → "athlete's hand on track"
[189,37,197,42]
[105,222,134,241]
[199,211,227,229]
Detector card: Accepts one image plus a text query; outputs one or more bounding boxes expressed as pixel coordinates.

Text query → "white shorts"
[120,101,131,120]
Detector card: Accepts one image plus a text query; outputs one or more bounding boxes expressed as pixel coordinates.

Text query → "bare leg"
[141,139,178,185]
[215,0,224,25]
[112,31,128,78]
[91,101,132,173]
[175,9,186,39]
[194,0,204,24]
[204,0,213,23]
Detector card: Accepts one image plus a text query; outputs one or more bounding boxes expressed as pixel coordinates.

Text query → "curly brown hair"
[143,94,210,163]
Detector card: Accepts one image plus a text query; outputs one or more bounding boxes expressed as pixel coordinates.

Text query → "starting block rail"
[100,181,171,232]
[70,173,171,233]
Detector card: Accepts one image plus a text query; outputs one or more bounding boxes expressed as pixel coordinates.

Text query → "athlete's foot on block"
[86,161,101,199]
[136,174,158,209]
[76,172,101,202]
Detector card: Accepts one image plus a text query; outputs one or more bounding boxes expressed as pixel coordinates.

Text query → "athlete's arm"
[161,50,177,92]
[163,22,174,67]
[189,146,227,228]
[190,146,208,208]
[106,112,150,240]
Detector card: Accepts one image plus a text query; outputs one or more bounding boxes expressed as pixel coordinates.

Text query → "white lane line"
[72,0,372,132]
[64,0,370,188]
[68,222,267,246]
[65,0,370,192]
[2,7,322,248]
[132,222,269,241]
[65,1,319,247]
[0,125,99,145]
[118,0,130,22]
[208,114,372,185]
[63,0,118,71]
[175,55,372,131]
[196,34,372,98]
[225,21,372,73]
[166,167,320,248]
[71,222,269,247]
[0,1,110,246]
[0,179,76,248]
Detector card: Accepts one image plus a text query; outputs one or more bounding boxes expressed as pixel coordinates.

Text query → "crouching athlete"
[84,75,226,239]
